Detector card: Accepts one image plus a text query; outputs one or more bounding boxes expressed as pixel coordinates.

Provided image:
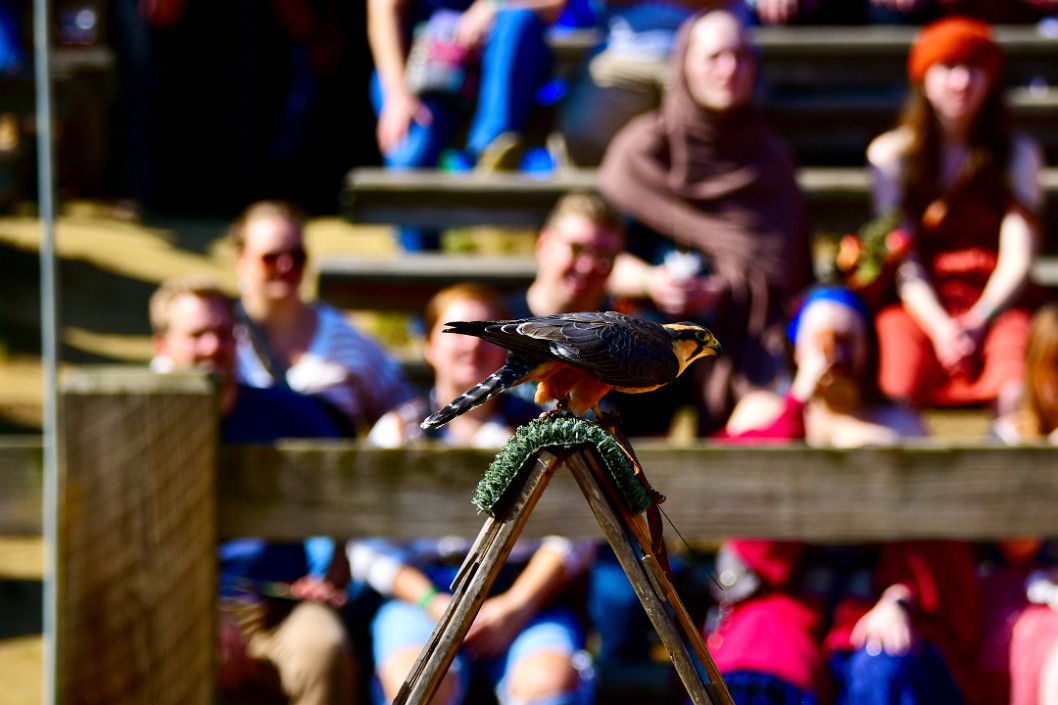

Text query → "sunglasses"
[260,248,307,268]
[564,241,616,274]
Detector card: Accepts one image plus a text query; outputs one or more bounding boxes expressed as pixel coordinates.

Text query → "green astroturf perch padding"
[473,415,650,517]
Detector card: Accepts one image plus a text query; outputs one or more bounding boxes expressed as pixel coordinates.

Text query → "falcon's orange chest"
[527,360,614,418]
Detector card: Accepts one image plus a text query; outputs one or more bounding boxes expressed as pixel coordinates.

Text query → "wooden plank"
[552,24,1058,54]
[214,442,1058,542]
[763,89,1058,164]
[341,167,1058,236]
[9,432,1058,543]
[550,25,1058,92]
[758,25,1058,90]
[0,437,43,535]
[340,168,597,228]
[59,368,217,705]
[316,253,536,312]
[752,24,1057,56]
[551,25,1057,63]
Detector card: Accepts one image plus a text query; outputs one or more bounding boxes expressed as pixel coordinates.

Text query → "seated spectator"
[355,282,594,705]
[509,191,678,439]
[599,6,814,436]
[975,539,1058,705]
[369,282,541,447]
[1009,555,1058,705]
[722,286,925,444]
[993,301,1058,445]
[508,191,625,319]
[230,200,415,436]
[868,16,1045,413]
[710,285,979,705]
[0,1,23,73]
[349,534,594,705]
[503,192,654,672]
[977,302,1058,705]
[504,191,623,416]
[368,0,564,250]
[149,274,357,705]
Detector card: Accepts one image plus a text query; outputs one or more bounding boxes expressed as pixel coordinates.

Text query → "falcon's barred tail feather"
[421,354,536,430]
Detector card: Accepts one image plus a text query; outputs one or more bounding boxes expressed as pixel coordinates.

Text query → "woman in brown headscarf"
[599,6,813,435]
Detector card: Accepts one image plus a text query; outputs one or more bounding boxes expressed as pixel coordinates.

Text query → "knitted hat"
[786,285,870,346]
[907,16,1003,85]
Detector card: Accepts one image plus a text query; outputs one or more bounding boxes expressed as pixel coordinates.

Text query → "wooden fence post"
[59,367,217,705]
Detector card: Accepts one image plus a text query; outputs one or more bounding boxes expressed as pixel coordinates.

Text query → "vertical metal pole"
[33,0,60,702]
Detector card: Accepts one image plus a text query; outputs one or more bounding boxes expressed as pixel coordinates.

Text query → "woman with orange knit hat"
[867,16,1046,415]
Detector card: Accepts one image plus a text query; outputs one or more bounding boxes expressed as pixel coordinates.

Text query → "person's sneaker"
[546,131,572,172]
[518,147,555,178]
[475,132,523,172]
[439,148,472,173]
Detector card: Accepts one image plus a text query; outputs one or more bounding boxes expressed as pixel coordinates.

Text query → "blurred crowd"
[123,0,1058,704]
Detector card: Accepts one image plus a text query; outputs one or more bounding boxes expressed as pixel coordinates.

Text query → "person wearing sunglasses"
[507,191,624,321]
[231,200,415,436]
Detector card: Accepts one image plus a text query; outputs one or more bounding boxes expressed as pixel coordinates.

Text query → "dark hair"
[897,70,1012,227]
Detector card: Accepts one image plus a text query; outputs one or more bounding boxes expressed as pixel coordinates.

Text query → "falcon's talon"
[593,409,623,429]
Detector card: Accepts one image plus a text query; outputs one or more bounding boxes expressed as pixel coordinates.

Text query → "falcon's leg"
[539,401,577,421]
[592,406,622,429]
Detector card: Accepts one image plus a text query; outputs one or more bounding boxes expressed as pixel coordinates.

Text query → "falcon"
[421,311,721,430]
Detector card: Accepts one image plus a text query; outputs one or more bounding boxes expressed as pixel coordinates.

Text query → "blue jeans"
[587,545,652,665]
[829,644,964,705]
[371,598,589,705]
[370,7,552,250]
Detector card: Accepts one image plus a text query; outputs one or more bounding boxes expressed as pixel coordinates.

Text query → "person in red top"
[978,304,1058,705]
[867,16,1045,413]
[710,285,980,705]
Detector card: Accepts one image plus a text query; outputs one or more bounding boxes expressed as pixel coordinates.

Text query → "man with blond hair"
[509,191,625,319]
[150,274,358,705]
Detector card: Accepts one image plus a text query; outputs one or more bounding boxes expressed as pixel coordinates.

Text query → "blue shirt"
[219,384,340,597]
[222,384,341,443]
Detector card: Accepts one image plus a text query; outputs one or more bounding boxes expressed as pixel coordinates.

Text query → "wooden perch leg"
[393,451,564,705]
[564,448,735,705]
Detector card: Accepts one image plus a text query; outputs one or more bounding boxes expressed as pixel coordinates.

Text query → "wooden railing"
[552,24,1058,93]
[328,165,1058,315]
[340,166,1058,233]
[547,24,1058,167]
[3,368,1058,704]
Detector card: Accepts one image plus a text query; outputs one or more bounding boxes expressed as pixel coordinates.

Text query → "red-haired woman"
[867,16,1046,413]
[981,303,1058,705]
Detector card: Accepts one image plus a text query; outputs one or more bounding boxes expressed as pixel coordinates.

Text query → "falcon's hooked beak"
[665,322,722,374]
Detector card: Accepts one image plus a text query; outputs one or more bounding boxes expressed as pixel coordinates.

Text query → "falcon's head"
[664,322,722,374]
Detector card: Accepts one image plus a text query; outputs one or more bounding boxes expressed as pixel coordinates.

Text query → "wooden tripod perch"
[392,416,735,705]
